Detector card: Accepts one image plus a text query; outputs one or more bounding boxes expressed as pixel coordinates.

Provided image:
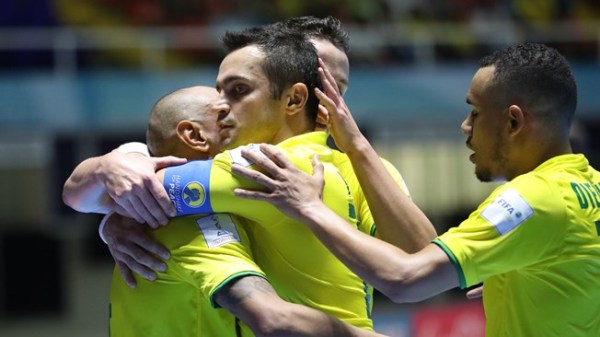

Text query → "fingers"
[114,184,170,228]
[233,188,271,202]
[466,285,483,300]
[149,156,183,219]
[318,58,341,96]
[116,199,145,224]
[240,147,282,175]
[231,164,276,191]
[258,144,295,171]
[115,260,137,288]
[315,105,330,131]
[152,156,187,170]
[125,195,162,228]
[103,152,178,227]
[110,236,168,279]
[146,179,176,219]
[127,232,170,261]
[238,144,297,182]
[315,90,337,118]
[105,214,169,282]
[311,154,325,185]
[112,249,158,282]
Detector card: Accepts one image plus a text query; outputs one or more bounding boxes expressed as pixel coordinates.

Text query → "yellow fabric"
[207,132,373,329]
[109,213,262,337]
[112,131,410,334]
[435,154,600,337]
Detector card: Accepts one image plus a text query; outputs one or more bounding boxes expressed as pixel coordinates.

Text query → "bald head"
[146,86,220,159]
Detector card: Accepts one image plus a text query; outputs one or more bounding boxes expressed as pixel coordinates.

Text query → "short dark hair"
[222,29,321,123]
[276,16,350,54]
[480,42,577,128]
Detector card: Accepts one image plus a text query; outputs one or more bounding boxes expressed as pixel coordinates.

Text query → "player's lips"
[218,121,234,132]
[465,138,475,162]
[469,152,475,163]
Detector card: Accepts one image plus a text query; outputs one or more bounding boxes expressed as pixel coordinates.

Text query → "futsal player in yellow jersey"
[103,83,388,337]
[433,154,600,336]
[103,86,266,337]
[161,131,373,329]
[65,26,396,337]
[231,43,600,337]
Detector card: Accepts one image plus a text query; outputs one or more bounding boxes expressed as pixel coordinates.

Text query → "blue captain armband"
[164,160,214,216]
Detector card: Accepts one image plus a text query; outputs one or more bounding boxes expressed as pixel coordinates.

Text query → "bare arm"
[62,147,186,227]
[315,59,436,253]
[231,146,459,302]
[215,276,388,337]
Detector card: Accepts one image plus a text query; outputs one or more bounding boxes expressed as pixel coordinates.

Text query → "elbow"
[374,267,431,304]
[376,277,416,304]
[382,284,426,304]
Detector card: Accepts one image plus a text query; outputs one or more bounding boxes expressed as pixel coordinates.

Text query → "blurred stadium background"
[1,1,599,336]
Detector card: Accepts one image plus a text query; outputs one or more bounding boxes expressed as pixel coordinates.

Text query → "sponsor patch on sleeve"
[197,214,242,248]
[228,144,267,167]
[480,189,534,235]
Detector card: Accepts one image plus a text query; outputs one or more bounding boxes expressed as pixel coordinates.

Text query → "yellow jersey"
[434,154,600,337]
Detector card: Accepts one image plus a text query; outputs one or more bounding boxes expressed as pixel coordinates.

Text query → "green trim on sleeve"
[369,223,377,237]
[431,239,467,289]
[209,271,268,308]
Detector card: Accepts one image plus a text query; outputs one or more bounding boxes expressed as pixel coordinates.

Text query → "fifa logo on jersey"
[495,198,520,216]
[182,181,207,208]
[481,189,534,235]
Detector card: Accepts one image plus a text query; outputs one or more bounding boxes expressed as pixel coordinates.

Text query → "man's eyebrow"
[218,75,249,87]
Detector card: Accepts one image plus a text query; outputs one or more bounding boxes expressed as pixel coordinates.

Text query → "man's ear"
[176,120,210,153]
[507,104,526,135]
[284,83,309,116]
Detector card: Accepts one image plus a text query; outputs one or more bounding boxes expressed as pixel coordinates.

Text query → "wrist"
[344,136,372,160]
[297,201,330,228]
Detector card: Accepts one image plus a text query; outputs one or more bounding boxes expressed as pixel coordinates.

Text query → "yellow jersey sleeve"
[434,174,566,288]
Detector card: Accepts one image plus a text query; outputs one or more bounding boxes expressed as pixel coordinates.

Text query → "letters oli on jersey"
[481,189,534,235]
[571,181,600,209]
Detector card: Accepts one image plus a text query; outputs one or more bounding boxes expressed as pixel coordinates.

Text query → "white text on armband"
[163,160,214,216]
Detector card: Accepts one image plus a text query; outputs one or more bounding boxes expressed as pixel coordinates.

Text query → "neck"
[272,115,313,144]
[508,137,572,180]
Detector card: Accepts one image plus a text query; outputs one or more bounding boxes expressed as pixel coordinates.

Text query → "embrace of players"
[63,15,600,337]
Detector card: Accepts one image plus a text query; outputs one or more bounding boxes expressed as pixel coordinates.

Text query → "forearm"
[270,303,387,337]
[298,200,458,303]
[299,201,413,296]
[62,156,113,213]
[216,276,387,337]
[347,137,437,252]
